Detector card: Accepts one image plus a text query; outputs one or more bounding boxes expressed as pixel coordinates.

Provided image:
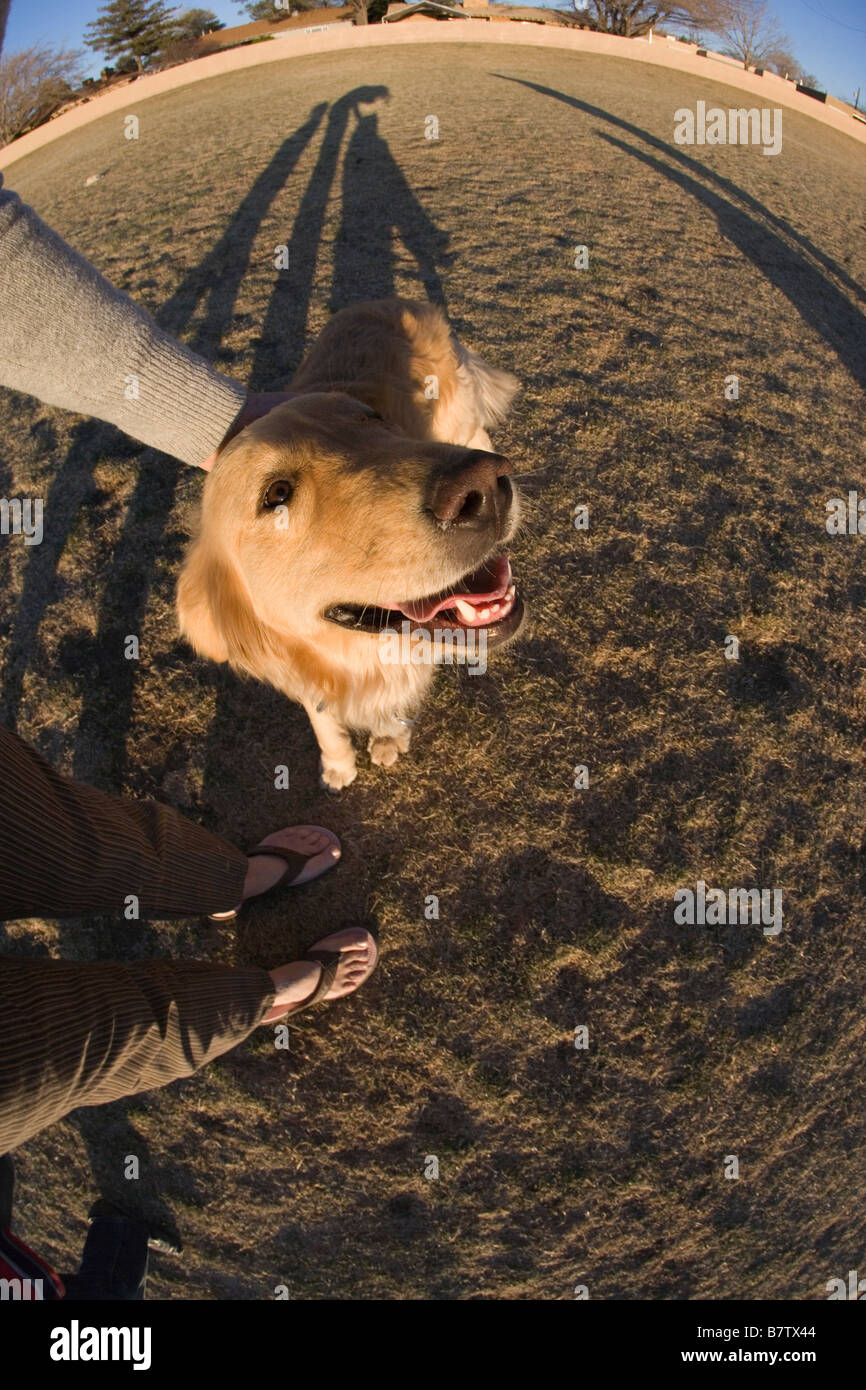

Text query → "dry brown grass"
[2,43,866,1300]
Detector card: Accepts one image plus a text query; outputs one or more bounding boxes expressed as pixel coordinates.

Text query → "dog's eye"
[263,480,294,510]
[363,409,383,422]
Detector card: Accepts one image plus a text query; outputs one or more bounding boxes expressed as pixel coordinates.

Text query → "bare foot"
[263,929,377,1023]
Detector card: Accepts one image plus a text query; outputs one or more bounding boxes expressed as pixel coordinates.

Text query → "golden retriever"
[177,298,524,789]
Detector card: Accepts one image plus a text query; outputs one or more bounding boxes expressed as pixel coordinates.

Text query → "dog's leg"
[306,703,357,791]
[368,719,412,769]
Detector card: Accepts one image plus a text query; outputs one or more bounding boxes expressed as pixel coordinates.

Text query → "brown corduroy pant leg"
[0,727,275,1153]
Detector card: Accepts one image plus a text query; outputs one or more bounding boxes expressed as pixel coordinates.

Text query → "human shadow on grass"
[494,76,866,394]
[0,419,138,734]
[247,86,389,389]
[5,86,453,1267]
[245,81,449,390]
[330,91,450,312]
[44,101,332,953]
[255,850,628,1295]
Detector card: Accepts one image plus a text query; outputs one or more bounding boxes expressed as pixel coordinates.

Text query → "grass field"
[2,41,866,1300]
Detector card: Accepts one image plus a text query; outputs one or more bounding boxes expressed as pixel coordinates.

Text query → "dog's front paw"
[320,757,358,792]
[368,731,411,768]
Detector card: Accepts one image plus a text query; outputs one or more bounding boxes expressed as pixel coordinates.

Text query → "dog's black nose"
[428,451,513,529]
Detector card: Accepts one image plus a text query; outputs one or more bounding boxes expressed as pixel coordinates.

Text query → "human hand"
[200,390,298,471]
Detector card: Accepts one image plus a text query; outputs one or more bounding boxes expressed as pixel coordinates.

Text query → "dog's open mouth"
[325,553,524,645]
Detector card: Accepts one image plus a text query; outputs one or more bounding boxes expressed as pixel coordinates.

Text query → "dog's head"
[177,392,524,689]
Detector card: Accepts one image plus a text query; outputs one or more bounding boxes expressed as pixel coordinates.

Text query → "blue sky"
[4,0,866,103]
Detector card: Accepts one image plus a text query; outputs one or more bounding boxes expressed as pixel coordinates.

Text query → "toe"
[307,928,378,1000]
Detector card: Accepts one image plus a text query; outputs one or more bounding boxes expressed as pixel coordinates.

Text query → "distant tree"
[705,0,788,70]
[84,0,177,72]
[240,0,320,18]
[241,0,286,17]
[0,42,84,146]
[174,8,225,38]
[764,47,802,79]
[575,2,719,38]
[349,0,387,22]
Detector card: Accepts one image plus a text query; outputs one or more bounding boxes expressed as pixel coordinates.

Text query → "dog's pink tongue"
[397,555,511,621]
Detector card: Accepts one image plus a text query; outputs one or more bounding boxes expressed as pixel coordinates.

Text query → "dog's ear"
[178,536,349,706]
[177,538,271,671]
[177,536,228,663]
[453,340,520,429]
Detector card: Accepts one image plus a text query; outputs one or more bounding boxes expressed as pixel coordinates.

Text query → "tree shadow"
[493,75,866,393]
[598,128,866,391]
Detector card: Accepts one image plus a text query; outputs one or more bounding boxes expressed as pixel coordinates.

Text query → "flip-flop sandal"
[273,943,377,1019]
[208,828,340,922]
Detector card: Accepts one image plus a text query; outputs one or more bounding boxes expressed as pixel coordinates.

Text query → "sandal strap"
[292,949,341,1009]
[246,844,313,883]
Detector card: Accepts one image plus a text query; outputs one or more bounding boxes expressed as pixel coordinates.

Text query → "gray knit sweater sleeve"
[0,173,247,466]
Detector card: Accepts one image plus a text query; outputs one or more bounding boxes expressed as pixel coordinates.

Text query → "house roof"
[384,3,471,20]
[193,9,354,54]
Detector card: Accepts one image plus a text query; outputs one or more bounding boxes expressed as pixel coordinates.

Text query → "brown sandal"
[208,829,340,922]
[263,931,379,1022]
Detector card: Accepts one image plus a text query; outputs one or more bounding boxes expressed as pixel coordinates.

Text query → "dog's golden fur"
[177,298,520,788]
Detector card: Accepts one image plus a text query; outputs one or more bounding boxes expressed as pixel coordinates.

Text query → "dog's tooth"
[478,607,491,621]
[455,598,479,623]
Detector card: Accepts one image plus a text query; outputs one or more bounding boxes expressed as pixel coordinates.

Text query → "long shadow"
[248,87,389,390]
[70,103,329,791]
[331,95,449,312]
[0,420,137,733]
[60,105,330,1241]
[196,88,393,835]
[494,76,866,393]
[597,128,866,392]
